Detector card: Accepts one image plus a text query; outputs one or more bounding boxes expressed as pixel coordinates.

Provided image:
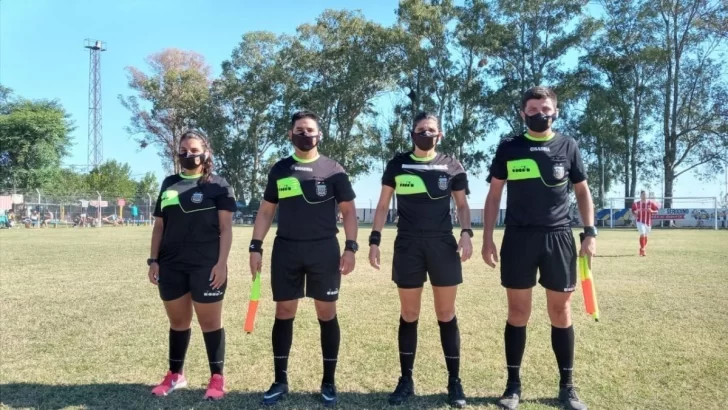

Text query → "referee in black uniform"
[482,87,596,410]
[369,112,473,408]
[250,111,358,407]
[147,130,236,400]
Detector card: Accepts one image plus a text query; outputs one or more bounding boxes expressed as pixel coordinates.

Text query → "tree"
[43,168,89,198]
[440,0,493,175]
[655,0,728,207]
[283,10,400,179]
[119,49,213,174]
[86,160,137,199]
[136,171,160,196]
[0,96,74,189]
[476,0,598,134]
[213,32,292,201]
[571,0,663,205]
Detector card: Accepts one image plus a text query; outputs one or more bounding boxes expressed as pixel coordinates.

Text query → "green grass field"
[1,227,726,410]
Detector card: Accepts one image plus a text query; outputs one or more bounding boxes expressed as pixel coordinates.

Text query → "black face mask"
[412,131,438,151]
[525,113,556,133]
[292,133,319,152]
[178,153,205,170]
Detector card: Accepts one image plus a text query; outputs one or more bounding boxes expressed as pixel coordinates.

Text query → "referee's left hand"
[340,250,355,275]
[458,234,473,262]
[209,263,227,290]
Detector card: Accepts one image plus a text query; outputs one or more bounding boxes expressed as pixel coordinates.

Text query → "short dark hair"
[412,111,439,131]
[521,86,558,110]
[291,110,320,128]
[640,190,646,195]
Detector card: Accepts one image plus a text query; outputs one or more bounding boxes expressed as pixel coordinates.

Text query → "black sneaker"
[558,386,587,410]
[261,382,289,406]
[388,376,415,405]
[447,377,466,408]
[320,383,337,407]
[496,383,521,410]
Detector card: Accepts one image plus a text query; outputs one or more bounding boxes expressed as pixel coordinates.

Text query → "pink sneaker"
[204,374,225,400]
[151,371,187,396]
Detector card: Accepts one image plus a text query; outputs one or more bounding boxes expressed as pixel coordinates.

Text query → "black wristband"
[460,228,474,238]
[369,230,381,246]
[249,239,263,254]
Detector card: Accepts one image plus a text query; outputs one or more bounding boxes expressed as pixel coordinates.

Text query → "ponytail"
[201,151,214,184]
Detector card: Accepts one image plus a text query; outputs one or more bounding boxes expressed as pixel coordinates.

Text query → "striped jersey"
[631,200,660,226]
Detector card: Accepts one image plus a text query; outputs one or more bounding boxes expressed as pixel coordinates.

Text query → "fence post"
[147,193,152,226]
[714,196,718,230]
[96,191,102,227]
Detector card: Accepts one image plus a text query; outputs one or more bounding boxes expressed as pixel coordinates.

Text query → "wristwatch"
[147,258,158,266]
[345,240,359,253]
[583,226,598,238]
[460,229,474,238]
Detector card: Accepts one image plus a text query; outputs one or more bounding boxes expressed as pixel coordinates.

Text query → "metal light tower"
[84,39,106,170]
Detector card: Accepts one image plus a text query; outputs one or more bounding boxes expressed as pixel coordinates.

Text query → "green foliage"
[86,160,137,199]
[136,172,160,195]
[119,49,214,174]
[213,31,292,201]
[284,10,401,180]
[43,168,90,198]
[0,94,75,189]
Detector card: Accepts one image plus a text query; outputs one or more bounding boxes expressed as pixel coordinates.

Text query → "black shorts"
[392,234,462,289]
[271,236,341,302]
[500,226,577,292]
[158,264,226,303]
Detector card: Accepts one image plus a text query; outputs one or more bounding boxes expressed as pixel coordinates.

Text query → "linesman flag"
[244,273,261,333]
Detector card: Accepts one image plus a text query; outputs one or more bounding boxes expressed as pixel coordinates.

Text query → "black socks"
[319,316,341,385]
[551,325,575,387]
[438,316,461,380]
[272,317,294,384]
[169,328,191,374]
[504,322,527,386]
[202,328,225,375]
[398,317,418,378]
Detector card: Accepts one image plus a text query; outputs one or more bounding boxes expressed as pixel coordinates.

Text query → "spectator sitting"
[41,209,54,228]
[102,214,122,226]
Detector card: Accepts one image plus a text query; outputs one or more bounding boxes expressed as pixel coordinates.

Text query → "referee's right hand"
[481,240,499,268]
[368,245,380,270]
[249,252,262,279]
[147,262,159,286]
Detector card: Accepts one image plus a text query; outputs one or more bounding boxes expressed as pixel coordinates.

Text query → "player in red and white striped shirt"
[631,191,660,256]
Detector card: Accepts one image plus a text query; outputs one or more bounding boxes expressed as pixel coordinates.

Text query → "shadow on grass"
[0,383,503,409]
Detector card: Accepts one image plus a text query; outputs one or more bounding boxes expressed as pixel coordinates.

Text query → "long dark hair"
[179,130,214,184]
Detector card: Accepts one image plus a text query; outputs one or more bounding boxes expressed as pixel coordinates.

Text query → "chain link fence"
[0,190,157,228]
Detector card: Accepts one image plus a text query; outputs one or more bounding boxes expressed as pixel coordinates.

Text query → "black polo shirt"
[382,151,468,235]
[487,132,586,228]
[153,173,236,266]
[263,154,356,241]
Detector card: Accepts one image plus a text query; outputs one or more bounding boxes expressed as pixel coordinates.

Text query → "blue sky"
[1,0,725,207]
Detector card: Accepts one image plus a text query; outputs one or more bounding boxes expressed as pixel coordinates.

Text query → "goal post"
[604,196,721,230]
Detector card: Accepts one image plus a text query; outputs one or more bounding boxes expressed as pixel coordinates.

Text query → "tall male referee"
[482,87,596,410]
[249,111,358,407]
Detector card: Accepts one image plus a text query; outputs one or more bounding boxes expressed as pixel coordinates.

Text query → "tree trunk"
[623,139,630,207]
[664,164,675,209]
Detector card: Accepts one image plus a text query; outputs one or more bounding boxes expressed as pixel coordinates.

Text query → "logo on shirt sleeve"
[553,164,565,180]
[191,192,204,203]
[316,181,327,197]
[438,175,449,191]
